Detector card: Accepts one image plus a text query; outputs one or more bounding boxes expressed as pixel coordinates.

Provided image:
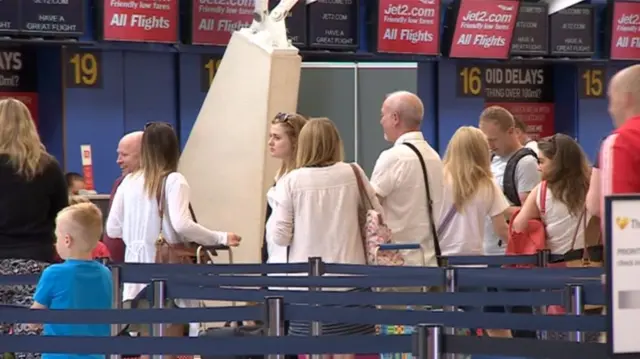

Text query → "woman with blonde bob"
[438,126,509,256]
[269,118,379,358]
[0,98,68,356]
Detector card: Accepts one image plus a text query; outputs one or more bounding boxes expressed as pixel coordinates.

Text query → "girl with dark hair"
[513,134,591,254]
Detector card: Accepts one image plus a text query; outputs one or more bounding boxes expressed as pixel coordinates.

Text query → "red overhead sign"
[449,0,519,59]
[377,0,441,55]
[191,1,254,46]
[102,0,179,43]
[610,1,640,60]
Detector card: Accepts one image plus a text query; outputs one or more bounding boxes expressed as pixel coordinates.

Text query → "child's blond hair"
[56,202,103,252]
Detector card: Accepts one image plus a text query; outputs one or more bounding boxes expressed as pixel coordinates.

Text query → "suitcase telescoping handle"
[377,243,421,251]
[196,245,234,265]
[199,244,231,255]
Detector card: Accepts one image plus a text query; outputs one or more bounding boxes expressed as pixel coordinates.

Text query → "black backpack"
[496,147,538,206]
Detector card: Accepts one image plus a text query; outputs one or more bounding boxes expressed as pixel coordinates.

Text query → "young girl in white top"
[262,112,308,264]
[513,134,590,255]
[269,118,380,359]
[438,126,510,256]
[106,123,241,356]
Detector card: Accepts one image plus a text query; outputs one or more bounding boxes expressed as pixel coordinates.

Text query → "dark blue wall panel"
[37,47,64,168]
[123,53,177,133]
[436,59,484,154]
[64,51,125,194]
[553,64,578,139]
[178,54,206,148]
[417,62,437,150]
[576,65,621,163]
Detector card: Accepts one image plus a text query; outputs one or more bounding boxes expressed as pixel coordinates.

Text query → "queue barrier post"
[443,267,458,359]
[151,279,167,359]
[536,249,551,340]
[308,257,324,359]
[265,296,285,359]
[413,324,443,359]
[109,265,122,359]
[564,284,585,343]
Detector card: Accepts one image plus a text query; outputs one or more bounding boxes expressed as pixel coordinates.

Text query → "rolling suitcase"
[196,244,235,335]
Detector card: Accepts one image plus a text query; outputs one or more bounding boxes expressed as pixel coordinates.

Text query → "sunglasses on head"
[274,112,293,123]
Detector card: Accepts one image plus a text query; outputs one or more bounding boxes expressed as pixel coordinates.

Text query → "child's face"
[54,218,73,259]
[71,179,85,194]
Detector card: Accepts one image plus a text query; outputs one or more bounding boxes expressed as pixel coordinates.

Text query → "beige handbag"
[565,210,603,311]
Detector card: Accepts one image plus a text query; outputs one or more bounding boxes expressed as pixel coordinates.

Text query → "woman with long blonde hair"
[106,123,241,355]
[438,126,509,256]
[0,98,68,357]
[263,112,307,264]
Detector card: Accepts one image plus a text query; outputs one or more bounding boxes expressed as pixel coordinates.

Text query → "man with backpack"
[479,106,541,339]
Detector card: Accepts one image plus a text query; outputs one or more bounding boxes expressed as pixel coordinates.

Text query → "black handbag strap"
[404,142,442,266]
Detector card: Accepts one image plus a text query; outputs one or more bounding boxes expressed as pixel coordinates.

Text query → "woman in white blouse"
[269,117,379,359]
[262,112,308,264]
[438,126,509,256]
[106,123,240,354]
[513,134,590,255]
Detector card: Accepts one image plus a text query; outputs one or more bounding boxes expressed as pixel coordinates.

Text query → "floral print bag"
[349,164,403,266]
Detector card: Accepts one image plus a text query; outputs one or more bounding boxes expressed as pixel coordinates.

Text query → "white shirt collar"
[394,131,425,146]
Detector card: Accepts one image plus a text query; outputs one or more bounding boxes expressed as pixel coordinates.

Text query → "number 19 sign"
[64,49,103,89]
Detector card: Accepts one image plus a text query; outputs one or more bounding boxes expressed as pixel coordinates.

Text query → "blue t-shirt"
[34,259,113,359]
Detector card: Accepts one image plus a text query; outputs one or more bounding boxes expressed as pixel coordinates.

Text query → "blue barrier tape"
[323,263,600,277]
[323,263,603,277]
[0,274,39,285]
[283,306,606,331]
[0,264,603,288]
[456,272,601,289]
[160,274,445,288]
[446,335,607,359]
[0,304,605,331]
[455,267,604,278]
[323,264,446,276]
[167,285,571,306]
[0,306,263,324]
[0,334,606,357]
[157,269,602,289]
[444,255,538,266]
[116,262,310,280]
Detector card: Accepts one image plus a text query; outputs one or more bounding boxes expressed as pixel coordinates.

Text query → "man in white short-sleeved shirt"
[370,91,444,267]
[479,106,541,255]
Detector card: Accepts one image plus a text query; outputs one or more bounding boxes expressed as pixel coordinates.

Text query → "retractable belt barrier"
[0,251,606,358]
